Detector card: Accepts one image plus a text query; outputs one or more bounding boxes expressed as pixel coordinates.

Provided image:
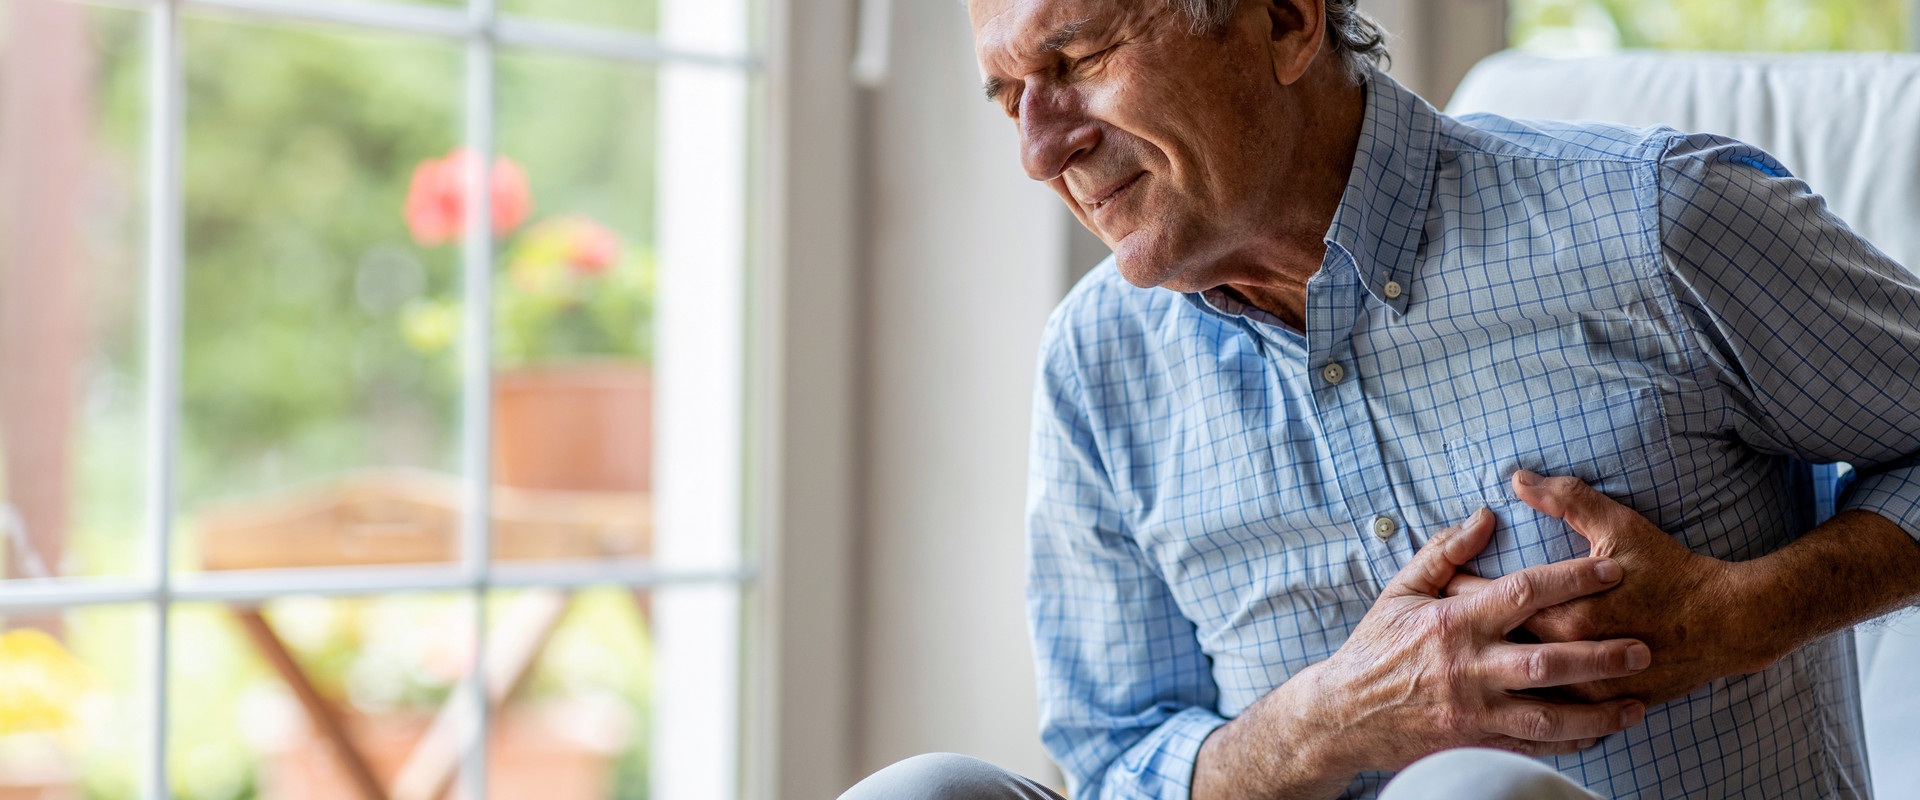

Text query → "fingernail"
[1577,738,1599,750]
[1622,703,1645,727]
[1468,507,1488,527]
[1626,643,1651,671]
[1595,558,1621,583]
[1515,469,1542,487]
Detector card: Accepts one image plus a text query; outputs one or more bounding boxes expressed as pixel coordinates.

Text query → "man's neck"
[1220,76,1369,331]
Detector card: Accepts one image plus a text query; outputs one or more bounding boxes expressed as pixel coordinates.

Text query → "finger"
[1522,603,1591,644]
[1512,470,1644,550]
[1444,573,1493,598]
[1464,556,1622,633]
[1481,639,1652,690]
[1386,509,1496,598]
[1486,735,1604,758]
[1449,574,1596,643]
[1486,697,1646,743]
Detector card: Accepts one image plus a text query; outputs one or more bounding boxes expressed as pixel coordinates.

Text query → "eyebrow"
[1041,18,1091,53]
[982,17,1092,103]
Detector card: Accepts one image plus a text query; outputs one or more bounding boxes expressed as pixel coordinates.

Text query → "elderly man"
[843,0,1920,798]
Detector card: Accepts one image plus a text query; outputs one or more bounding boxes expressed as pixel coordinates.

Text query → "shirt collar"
[1184,69,1439,325]
[1329,69,1439,317]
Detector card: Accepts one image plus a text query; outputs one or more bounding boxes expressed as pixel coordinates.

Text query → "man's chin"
[1111,231,1206,292]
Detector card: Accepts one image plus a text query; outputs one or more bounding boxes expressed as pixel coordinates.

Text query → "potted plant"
[398,148,654,494]
[247,595,638,800]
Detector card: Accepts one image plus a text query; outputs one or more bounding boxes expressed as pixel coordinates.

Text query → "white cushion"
[1447,50,1920,273]
[1448,50,1920,800]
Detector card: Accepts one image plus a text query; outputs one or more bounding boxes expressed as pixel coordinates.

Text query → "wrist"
[1270,662,1366,780]
[1198,664,1354,798]
[1715,556,1798,674]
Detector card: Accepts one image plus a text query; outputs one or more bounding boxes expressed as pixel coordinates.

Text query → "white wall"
[853,0,1071,785]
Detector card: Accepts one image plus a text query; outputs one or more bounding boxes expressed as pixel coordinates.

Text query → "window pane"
[1511,0,1913,52]
[168,593,476,800]
[485,587,652,799]
[486,50,657,565]
[0,1,148,581]
[177,17,466,575]
[498,0,658,35]
[0,605,152,800]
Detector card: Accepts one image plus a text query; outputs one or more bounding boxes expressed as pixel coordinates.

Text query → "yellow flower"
[401,299,461,357]
[0,629,94,735]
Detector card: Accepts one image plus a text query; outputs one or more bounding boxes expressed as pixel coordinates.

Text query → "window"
[0,0,758,798]
[1511,0,1915,52]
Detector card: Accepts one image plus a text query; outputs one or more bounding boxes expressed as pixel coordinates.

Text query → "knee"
[839,753,1018,800]
[1382,748,1600,800]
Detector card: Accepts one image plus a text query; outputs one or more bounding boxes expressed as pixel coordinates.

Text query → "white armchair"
[1448,50,1920,799]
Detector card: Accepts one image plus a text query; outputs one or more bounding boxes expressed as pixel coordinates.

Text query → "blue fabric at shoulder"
[1660,130,1797,179]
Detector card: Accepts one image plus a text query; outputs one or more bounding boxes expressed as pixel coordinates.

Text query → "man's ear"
[1262,0,1325,85]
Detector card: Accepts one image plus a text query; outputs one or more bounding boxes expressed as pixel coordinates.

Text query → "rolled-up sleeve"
[1656,133,1920,540]
[1026,322,1225,799]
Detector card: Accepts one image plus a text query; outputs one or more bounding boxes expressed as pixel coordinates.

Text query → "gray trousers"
[839,748,1604,800]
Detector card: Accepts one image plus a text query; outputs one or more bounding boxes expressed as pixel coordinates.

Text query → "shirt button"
[1383,280,1403,300]
[1372,515,1398,540]
[1321,362,1345,385]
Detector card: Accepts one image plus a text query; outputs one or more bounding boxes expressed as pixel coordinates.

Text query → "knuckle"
[1522,650,1552,685]
[1500,577,1536,611]
[1548,476,1586,494]
[1591,647,1621,675]
[1517,708,1557,740]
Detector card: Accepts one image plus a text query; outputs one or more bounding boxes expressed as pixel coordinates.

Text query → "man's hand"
[1193,508,1649,800]
[1444,471,1768,706]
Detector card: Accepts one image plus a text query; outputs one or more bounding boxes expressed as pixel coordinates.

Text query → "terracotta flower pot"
[260,702,628,800]
[490,363,651,493]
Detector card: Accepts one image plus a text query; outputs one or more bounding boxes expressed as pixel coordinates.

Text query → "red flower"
[403,148,533,246]
[564,217,620,275]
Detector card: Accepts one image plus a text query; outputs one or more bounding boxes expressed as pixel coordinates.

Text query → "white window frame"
[0,1,762,798]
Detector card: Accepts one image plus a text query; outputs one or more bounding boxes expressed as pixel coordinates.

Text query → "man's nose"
[1018,84,1099,182]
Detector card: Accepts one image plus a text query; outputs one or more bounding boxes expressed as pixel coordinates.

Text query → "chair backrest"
[1447,50,1920,272]
[1447,50,1920,800]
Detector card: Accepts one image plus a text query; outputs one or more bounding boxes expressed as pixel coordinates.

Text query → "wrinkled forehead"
[970,0,1132,65]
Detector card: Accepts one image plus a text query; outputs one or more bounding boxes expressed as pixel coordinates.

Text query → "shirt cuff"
[1112,706,1229,799]
[1839,466,1920,542]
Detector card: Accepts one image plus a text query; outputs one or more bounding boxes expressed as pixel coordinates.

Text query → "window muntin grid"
[0,0,760,797]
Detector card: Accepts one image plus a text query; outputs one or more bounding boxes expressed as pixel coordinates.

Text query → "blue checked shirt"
[1026,69,1920,800]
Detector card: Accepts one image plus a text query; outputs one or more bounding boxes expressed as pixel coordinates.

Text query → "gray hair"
[1169,0,1389,81]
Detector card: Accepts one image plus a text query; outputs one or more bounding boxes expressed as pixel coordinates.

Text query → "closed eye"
[1065,44,1120,81]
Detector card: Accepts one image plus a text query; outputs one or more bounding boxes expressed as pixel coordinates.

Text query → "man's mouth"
[1085,172,1143,211]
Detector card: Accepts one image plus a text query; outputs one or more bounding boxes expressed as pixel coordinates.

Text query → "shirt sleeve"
[1026,323,1226,800]
[1655,133,1920,541]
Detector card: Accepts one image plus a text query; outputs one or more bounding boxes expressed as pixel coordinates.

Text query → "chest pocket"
[1444,388,1673,580]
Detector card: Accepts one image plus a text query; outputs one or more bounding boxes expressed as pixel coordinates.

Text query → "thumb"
[1511,470,1643,551]
[1386,508,1496,598]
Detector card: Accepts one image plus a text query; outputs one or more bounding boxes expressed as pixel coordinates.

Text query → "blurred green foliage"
[4,2,664,798]
[173,16,663,507]
[1512,0,1912,51]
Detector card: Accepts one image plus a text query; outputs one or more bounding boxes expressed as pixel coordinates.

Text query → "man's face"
[971,0,1316,291]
